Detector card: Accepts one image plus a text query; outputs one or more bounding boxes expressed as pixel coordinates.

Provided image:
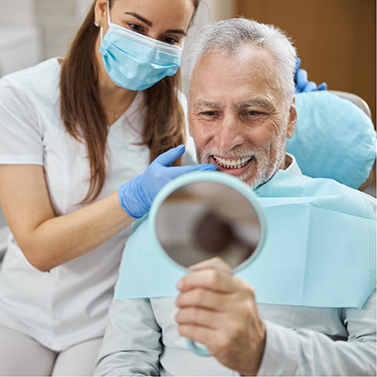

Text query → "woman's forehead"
[113,0,195,31]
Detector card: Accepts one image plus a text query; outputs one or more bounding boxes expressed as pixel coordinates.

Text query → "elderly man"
[94,18,376,376]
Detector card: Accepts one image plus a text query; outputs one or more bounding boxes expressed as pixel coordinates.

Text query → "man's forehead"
[193,45,277,78]
[189,45,280,103]
[192,97,276,110]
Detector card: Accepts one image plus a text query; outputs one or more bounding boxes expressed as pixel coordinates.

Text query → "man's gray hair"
[188,17,297,105]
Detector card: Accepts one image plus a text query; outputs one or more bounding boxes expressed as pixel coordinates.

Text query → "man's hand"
[175,264,266,376]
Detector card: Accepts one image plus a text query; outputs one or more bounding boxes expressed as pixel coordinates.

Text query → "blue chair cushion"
[287,91,376,189]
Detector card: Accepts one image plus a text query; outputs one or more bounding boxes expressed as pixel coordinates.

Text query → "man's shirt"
[94,155,377,376]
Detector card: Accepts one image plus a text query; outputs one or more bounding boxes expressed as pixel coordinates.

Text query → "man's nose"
[214,113,245,151]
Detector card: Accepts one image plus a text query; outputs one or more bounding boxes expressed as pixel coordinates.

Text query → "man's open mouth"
[213,155,252,169]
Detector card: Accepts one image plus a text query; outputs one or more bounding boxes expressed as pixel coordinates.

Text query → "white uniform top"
[0,58,194,351]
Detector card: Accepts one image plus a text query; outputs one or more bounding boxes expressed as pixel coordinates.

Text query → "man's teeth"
[213,156,252,169]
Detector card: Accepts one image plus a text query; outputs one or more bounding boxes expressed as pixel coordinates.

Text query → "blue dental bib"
[115,170,376,309]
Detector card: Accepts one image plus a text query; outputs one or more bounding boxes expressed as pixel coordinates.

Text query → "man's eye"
[201,111,217,117]
[248,110,261,116]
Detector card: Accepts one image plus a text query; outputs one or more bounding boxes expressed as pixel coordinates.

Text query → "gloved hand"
[118,145,218,219]
[294,57,327,93]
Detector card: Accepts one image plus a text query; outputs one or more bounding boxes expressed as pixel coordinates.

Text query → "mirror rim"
[149,171,267,274]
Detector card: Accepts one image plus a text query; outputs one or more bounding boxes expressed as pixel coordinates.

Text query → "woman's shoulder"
[177,90,187,109]
[0,58,61,100]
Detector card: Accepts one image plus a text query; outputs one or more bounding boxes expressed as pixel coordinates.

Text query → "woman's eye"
[128,24,144,33]
[162,36,179,45]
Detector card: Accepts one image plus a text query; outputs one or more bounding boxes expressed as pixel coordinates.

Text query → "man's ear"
[286,97,297,139]
[187,101,194,137]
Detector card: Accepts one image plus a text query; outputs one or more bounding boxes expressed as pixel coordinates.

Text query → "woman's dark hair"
[60,0,200,203]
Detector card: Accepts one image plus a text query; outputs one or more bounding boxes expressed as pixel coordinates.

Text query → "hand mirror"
[149,171,266,356]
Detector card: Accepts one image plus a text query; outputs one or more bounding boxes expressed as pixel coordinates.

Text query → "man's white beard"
[249,135,286,189]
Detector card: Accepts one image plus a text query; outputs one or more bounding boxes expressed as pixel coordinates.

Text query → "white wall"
[75,0,94,25]
[181,0,236,92]
[208,0,236,22]
[0,0,43,77]
[0,0,36,26]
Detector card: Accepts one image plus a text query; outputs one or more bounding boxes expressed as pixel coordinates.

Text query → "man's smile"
[211,155,254,177]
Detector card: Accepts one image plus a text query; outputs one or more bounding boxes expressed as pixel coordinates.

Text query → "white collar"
[285,153,304,178]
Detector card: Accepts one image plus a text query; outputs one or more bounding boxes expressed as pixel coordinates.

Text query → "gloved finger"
[169,163,217,178]
[294,57,301,78]
[165,164,216,179]
[316,82,327,91]
[155,145,185,167]
[194,163,218,171]
[302,81,317,92]
[296,69,308,90]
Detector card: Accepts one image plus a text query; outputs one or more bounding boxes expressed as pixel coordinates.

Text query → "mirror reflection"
[155,181,261,270]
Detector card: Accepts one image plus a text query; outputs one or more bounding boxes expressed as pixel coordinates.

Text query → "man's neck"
[284,154,292,170]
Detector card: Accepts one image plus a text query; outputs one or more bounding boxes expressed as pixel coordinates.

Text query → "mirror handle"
[185,338,211,357]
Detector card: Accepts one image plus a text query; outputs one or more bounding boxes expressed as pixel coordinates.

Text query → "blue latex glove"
[294,57,327,93]
[118,145,218,218]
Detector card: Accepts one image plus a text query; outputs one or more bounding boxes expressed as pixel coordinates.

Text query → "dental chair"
[329,91,372,119]
[286,90,376,191]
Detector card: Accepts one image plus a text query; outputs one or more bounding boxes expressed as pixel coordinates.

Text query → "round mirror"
[149,171,266,357]
[150,171,266,274]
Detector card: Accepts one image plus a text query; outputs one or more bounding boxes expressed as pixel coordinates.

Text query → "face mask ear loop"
[100,0,109,44]
[107,0,111,26]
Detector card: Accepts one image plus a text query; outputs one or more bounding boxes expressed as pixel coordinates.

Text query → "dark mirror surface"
[155,181,261,271]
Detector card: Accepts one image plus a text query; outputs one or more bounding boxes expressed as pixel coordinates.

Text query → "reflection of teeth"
[213,156,252,169]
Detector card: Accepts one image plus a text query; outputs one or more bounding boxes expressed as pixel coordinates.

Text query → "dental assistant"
[0,0,218,375]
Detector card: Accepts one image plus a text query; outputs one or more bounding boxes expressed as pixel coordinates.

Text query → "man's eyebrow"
[125,12,153,27]
[193,100,222,109]
[236,99,273,110]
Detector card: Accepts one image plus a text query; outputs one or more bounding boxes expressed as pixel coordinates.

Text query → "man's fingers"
[178,323,240,358]
[188,257,232,272]
[175,287,227,311]
[175,306,222,328]
[176,268,237,293]
[177,323,217,352]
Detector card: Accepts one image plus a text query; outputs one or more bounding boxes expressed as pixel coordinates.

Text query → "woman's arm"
[0,164,132,271]
[0,147,217,271]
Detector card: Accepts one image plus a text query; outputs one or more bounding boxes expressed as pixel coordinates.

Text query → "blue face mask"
[99,2,183,91]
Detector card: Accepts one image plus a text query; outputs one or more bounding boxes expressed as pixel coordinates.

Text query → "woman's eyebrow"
[125,12,187,36]
[125,12,153,27]
[165,29,187,36]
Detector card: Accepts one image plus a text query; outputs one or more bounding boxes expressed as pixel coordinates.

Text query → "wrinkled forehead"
[189,44,284,108]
